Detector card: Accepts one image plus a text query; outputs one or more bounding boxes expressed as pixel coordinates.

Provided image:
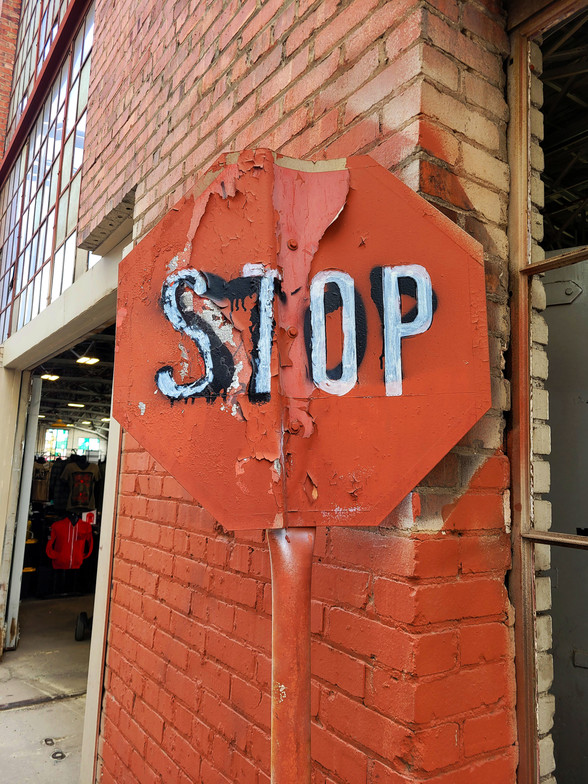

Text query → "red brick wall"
[93,1,516,782]
[0,0,21,158]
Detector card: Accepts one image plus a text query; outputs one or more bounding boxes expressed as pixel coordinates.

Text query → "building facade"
[0,0,585,782]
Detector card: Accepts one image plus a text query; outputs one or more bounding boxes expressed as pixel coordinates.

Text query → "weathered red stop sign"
[113,150,490,530]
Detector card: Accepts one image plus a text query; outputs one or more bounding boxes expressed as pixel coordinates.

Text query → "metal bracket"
[545,279,583,306]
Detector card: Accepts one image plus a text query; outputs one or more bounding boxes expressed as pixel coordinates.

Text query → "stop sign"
[113,149,490,530]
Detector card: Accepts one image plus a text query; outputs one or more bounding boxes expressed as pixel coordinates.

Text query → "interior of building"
[1,322,114,714]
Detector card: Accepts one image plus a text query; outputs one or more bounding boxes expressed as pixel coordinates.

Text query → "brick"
[327,608,412,671]
[412,723,459,772]
[312,640,366,698]
[442,492,505,531]
[312,723,368,784]
[313,0,379,60]
[344,46,422,123]
[320,689,410,763]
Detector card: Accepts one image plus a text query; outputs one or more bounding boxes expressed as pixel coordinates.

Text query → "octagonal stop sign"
[113,149,491,531]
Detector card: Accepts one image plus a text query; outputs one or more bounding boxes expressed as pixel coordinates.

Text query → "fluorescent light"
[66,423,74,427]
[68,403,85,408]
[81,420,91,425]
[100,417,110,422]
[76,356,99,365]
[38,415,45,419]
[40,374,59,381]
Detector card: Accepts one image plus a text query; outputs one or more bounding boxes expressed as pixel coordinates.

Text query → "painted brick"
[78,2,517,781]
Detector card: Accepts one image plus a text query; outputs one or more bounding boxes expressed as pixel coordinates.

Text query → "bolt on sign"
[113,149,491,530]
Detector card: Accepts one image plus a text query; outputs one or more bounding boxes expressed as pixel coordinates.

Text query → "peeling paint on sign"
[113,150,491,531]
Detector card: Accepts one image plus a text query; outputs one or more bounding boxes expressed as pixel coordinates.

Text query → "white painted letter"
[382,264,433,396]
[242,264,279,396]
[156,268,214,399]
[310,270,357,396]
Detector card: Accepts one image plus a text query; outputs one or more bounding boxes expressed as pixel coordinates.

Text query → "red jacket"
[46,517,94,570]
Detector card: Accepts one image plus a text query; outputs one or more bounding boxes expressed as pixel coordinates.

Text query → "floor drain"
[51,751,65,760]
[44,738,54,746]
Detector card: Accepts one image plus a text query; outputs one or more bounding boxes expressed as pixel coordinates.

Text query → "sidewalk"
[0,596,92,782]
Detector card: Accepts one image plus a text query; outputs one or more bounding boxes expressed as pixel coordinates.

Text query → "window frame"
[508,2,588,782]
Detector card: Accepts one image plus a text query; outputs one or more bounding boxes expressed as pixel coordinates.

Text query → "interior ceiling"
[34,323,114,438]
[542,9,588,252]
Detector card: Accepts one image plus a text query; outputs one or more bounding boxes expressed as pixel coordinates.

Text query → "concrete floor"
[0,596,93,782]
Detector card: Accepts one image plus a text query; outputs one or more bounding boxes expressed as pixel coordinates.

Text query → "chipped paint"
[138,402,146,415]
[113,149,491,531]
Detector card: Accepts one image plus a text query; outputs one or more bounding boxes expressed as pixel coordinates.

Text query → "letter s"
[155,269,214,400]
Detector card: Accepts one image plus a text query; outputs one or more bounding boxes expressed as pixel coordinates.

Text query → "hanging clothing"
[31,459,51,502]
[59,458,102,510]
[49,458,68,510]
[46,516,94,570]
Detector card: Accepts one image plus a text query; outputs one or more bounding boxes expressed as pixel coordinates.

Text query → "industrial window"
[7,0,73,146]
[0,2,95,343]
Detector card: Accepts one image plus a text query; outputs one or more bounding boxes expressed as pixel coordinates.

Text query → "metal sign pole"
[267,527,316,784]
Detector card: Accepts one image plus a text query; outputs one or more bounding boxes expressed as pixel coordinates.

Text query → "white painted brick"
[535,543,551,572]
[531,347,548,380]
[531,277,547,310]
[533,388,549,421]
[533,459,550,494]
[531,140,544,173]
[531,73,543,107]
[532,311,548,345]
[534,499,552,532]
[539,735,556,777]
[530,41,543,76]
[538,692,555,735]
[532,241,546,264]
[535,576,551,612]
[536,614,552,652]
[531,106,544,141]
[537,651,553,692]
[533,423,551,455]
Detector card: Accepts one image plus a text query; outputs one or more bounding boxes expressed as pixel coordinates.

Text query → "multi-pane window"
[0,5,95,343]
[6,0,72,146]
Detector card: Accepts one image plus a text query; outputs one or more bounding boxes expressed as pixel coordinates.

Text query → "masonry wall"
[87,1,518,782]
[0,0,20,156]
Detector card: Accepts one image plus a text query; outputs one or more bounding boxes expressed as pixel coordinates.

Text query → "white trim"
[79,417,121,784]
[2,239,127,370]
[5,377,42,648]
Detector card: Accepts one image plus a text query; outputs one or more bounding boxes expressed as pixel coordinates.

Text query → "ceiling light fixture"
[40,374,60,381]
[76,356,99,365]
[38,414,46,419]
[67,403,85,408]
[81,420,91,425]
[101,417,110,422]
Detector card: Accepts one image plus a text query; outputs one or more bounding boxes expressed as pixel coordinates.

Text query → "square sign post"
[113,149,491,782]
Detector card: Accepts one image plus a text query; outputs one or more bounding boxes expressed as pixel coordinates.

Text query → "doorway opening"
[2,323,115,708]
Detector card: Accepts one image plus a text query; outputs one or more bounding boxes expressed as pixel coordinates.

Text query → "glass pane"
[51,244,64,302]
[40,262,50,312]
[55,188,68,247]
[66,77,79,136]
[67,173,81,235]
[62,232,76,291]
[72,113,86,174]
[61,133,74,185]
[77,59,90,118]
[537,544,588,782]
